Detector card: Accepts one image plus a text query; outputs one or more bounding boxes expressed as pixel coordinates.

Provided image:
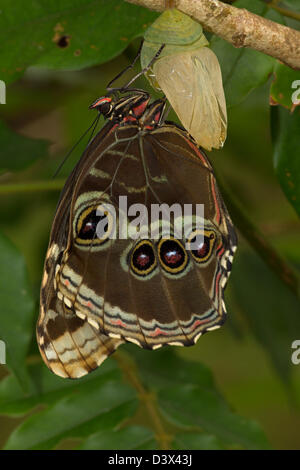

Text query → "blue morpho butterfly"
[37,43,237,378]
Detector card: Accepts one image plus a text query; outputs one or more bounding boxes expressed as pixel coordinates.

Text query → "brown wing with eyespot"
[37,122,123,379]
[52,122,237,352]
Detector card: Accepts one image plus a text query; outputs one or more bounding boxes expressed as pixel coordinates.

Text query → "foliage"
[0,349,269,450]
[0,0,299,450]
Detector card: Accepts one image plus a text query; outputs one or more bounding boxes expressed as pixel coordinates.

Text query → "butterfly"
[37,87,237,378]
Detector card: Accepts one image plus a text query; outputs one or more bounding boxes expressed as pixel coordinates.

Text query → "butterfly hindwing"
[48,122,236,350]
[38,95,237,377]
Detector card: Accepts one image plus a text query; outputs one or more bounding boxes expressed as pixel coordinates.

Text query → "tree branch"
[126,0,300,70]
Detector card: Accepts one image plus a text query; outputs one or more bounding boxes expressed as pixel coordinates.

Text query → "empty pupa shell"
[141,9,227,151]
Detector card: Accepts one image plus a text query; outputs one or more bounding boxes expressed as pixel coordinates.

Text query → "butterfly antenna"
[118,44,165,92]
[106,40,144,91]
[86,112,101,147]
[53,114,100,178]
[160,99,170,125]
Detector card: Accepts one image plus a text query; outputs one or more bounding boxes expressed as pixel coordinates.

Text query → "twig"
[217,177,300,299]
[268,3,300,22]
[126,0,300,70]
[0,179,65,194]
[114,351,172,450]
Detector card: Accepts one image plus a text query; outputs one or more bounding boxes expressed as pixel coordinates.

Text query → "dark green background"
[0,0,299,450]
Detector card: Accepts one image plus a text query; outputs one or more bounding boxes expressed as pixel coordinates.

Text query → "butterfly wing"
[51,121,237,351]
[106,124,236,348]
[37,123,123,378]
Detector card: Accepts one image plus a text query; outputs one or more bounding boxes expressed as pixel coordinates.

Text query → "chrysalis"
[141,8,227,151]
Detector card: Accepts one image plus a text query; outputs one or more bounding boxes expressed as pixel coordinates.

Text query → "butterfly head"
[89,91,151,124]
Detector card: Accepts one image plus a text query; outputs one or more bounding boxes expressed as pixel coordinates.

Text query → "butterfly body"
[37,92,237,378]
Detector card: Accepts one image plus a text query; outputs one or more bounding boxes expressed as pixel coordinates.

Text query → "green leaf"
[281,0,300,10]
[1,347,270,450]
[130,346,214,391]
[0,360,118,416]
[0,121,49,173]
[131,348,269,450]
[78,425,155,450]
[0,0,158,84]
[230,249,300,382]
[173,432,225,450]
[211,0,283,107]
[3,369,137,449]
[272,106,300,216]
[158,384,269,450]
[0,231,34,390]
[270,62,300,109]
